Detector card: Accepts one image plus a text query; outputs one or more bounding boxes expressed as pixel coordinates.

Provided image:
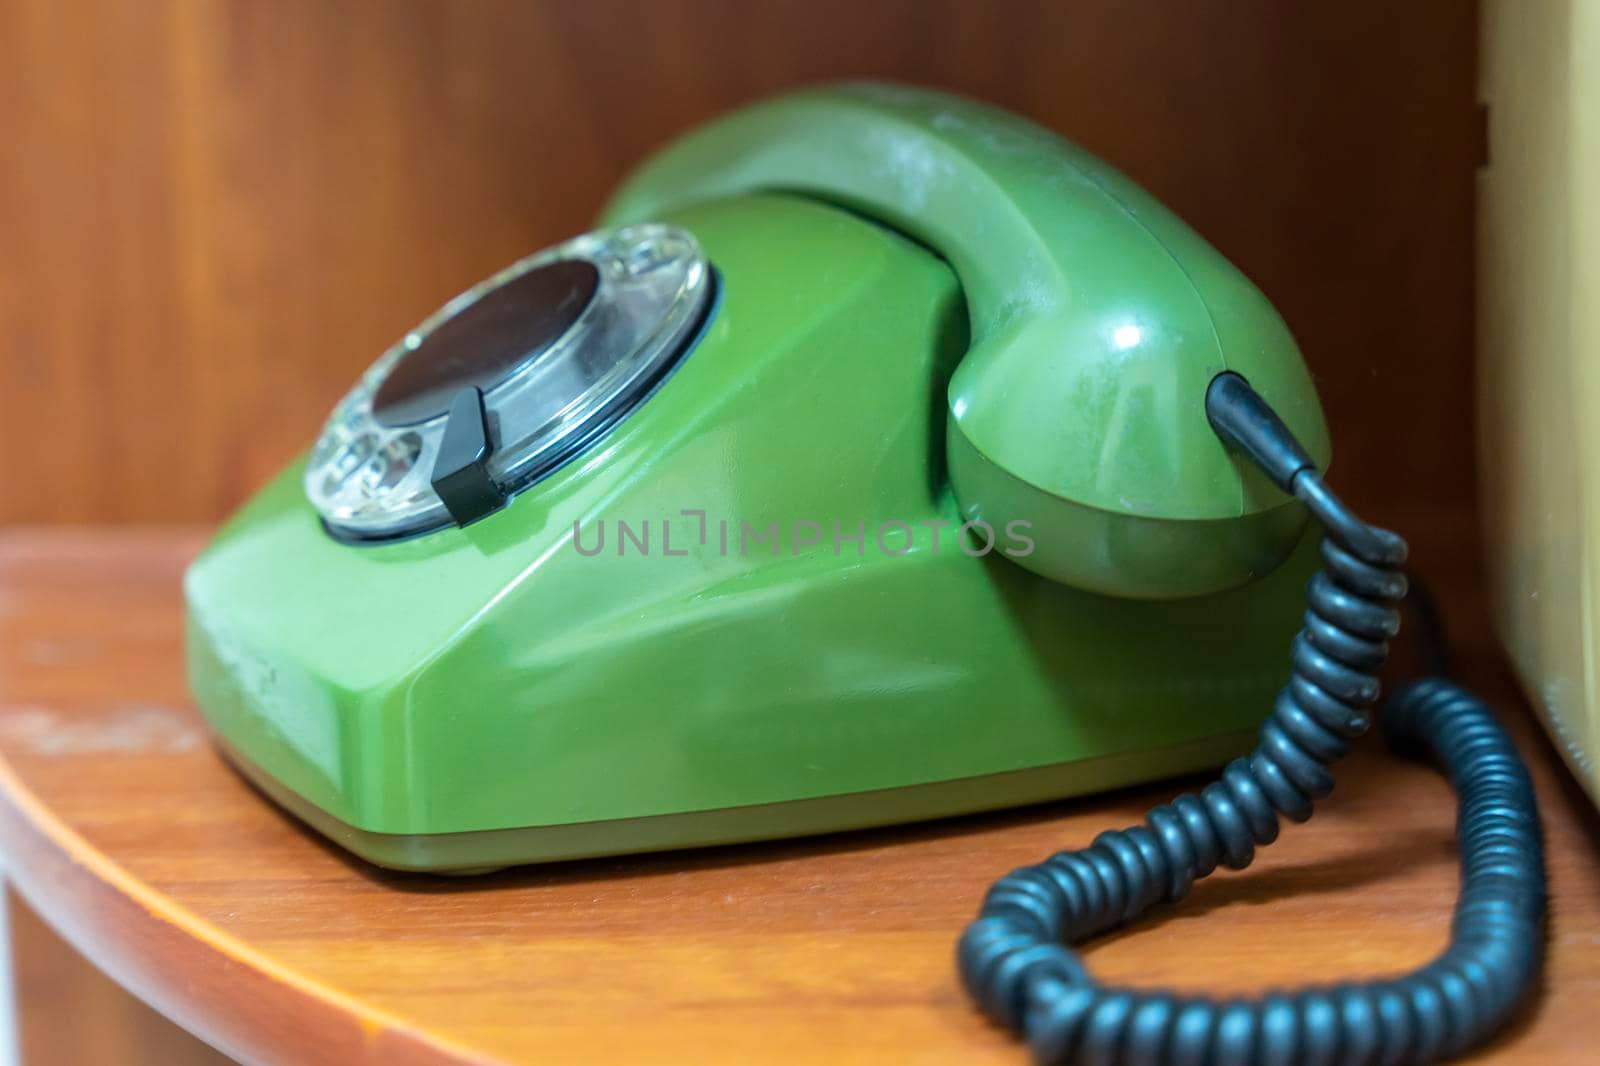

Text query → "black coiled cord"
[958,374,1547,1065]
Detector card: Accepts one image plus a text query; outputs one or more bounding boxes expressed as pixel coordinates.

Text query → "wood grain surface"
[6,891,233,1066]
[0,526,1595,1065]
[0,0,1479,531]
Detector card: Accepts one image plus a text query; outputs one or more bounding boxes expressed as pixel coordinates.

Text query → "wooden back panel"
[0,1,1477,524]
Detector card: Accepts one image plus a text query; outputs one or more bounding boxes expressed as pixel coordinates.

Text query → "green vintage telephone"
[186,85,1544,1063]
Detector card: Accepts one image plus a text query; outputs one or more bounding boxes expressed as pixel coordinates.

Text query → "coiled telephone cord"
[959,373,1547,1065]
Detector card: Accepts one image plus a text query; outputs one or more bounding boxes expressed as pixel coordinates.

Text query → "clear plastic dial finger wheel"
[304,224,713,542]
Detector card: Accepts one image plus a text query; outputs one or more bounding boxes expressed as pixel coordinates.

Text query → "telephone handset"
[185,85,1544,1064]
[604,83,1329,599]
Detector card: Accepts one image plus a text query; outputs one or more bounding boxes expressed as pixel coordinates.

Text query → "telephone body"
[188,84,1331,871]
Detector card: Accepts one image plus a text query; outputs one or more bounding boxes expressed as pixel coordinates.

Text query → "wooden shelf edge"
[0,753,495,1066]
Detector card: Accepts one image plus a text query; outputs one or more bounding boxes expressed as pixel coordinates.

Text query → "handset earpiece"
[603,82,1330,598]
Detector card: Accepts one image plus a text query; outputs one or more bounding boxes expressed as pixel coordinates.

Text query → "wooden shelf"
[1,528,1595,1064]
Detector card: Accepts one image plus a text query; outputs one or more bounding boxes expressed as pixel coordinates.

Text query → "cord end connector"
[1205,371,1319,494]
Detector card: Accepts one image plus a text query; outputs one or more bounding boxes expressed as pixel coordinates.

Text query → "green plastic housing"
[187,86,1328,871]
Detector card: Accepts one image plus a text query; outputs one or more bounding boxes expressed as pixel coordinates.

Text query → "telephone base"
[216,730,1259,873]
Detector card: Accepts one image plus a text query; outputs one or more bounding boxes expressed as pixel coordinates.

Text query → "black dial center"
[371,259,600,427]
